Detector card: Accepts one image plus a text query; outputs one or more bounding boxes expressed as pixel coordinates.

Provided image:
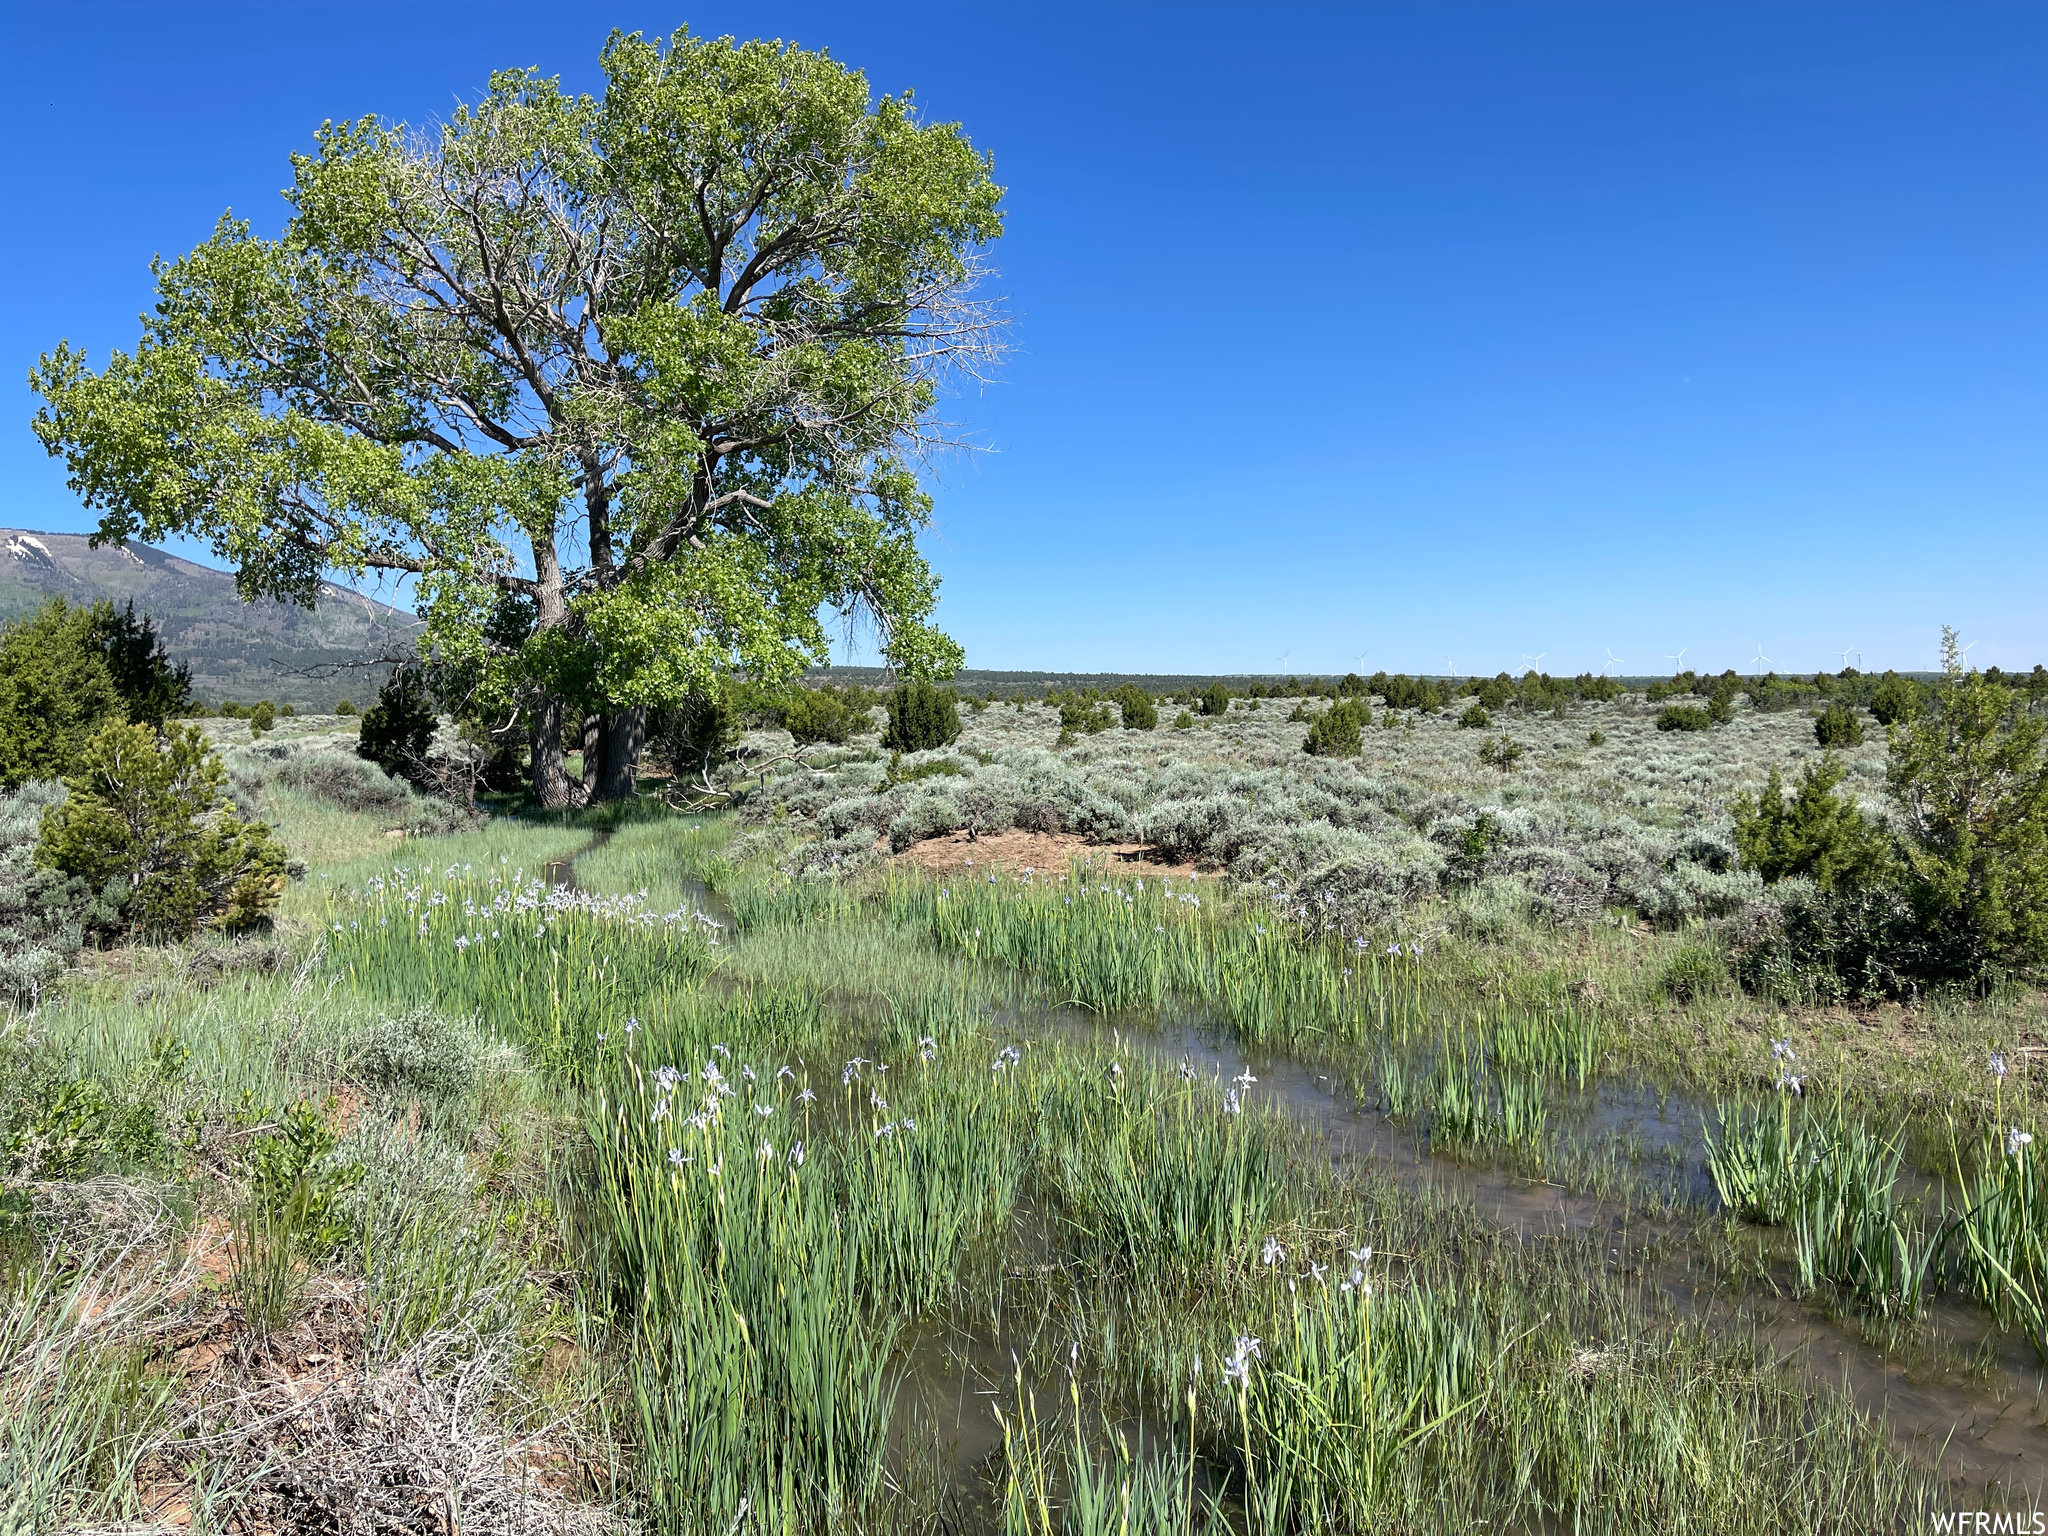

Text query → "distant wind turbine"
[1832,646,1855,671]
[1521,653,1546,672]
[1664,648,1687,674]
[1602,649,1623,676]
[1353,651,1369,674]
[1444,654,1457,681]
[1750,642,1771,671]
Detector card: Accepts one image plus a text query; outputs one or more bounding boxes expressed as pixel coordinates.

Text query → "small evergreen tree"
[1052,691,1116,734]
[1814,703,1863,748]
[357,666,437,779]
[36,722,286,936]
[1303,700,1368,758]
[1458,703,1491,729]
[1656,705,1711,732]
[1112,684,1157,731]
[1884,630,2048,977]
[780,687,855,746]
[1478,732,1524,773]
[881,679,961,753]
[91,599,191,725]
[1732,755,1891,893]
[0,599,125,790]
[1449,811,1503,881]
[1199,683,1232,717]
[1576,673,1622,703]
[1869,671,1921,727]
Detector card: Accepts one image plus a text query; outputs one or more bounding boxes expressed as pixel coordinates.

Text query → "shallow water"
[1049,1002,2048,1506]
[547,828,735,930]
[565,836,2048,1512]
[892,1317,1219,1532]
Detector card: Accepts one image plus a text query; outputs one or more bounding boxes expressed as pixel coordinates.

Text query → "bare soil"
[886,827,1209,881]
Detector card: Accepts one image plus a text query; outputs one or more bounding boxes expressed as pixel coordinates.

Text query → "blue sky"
[3,3,2042,677]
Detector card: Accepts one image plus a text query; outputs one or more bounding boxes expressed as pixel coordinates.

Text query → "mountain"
[0,528,421,712]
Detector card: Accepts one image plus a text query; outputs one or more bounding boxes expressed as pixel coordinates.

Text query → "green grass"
[1709,1083,2048,1345]
[570,811,729,906]
[257,782,418,869]
[1,799,1994,1529]
[574,982,1937,1531]
[0,1245,181,1529]
[321,851,715,1077]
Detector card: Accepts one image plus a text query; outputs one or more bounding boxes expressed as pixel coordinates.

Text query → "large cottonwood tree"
[32,29,1001,805]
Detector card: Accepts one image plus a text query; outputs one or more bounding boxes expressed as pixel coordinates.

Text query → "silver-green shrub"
[332,1113,477,1234]
[0,782,115,1009]
[223,736,473,834]
[734,690,1879,933]
[346,1007,516,1138]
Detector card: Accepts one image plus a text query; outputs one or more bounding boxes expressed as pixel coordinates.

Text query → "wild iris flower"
[1223,1335,1261,1384]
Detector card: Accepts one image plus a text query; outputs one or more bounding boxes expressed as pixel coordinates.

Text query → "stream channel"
[552,835,2048,1513]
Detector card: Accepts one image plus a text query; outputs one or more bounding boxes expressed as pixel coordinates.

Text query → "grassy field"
[5,713,2045,1529]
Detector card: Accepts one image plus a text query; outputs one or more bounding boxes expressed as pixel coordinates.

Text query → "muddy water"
[1046,1004,2048,1506]
[1022,1002,1698,1231]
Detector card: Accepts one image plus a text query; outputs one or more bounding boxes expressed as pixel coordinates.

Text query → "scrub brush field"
[7,702,2047,1528]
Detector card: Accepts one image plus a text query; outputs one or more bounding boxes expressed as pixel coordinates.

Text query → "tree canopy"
[0,600,123,791]
[32,28,1002,804]
[0,597,191,790]
[1885,629,2048,978]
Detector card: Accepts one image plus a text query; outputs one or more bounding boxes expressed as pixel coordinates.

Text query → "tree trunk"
[529,693,575,809]
[527,529,577,810]
[595,706,646,801]
[580,713,604,803]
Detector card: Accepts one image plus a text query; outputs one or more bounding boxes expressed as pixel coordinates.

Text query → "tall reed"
[1709,1086,1939,1316]
[882,865,1603,1067]
[1943,1118,2048,1356]
[323,859,715,1074]
[590,1039,896,1532]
